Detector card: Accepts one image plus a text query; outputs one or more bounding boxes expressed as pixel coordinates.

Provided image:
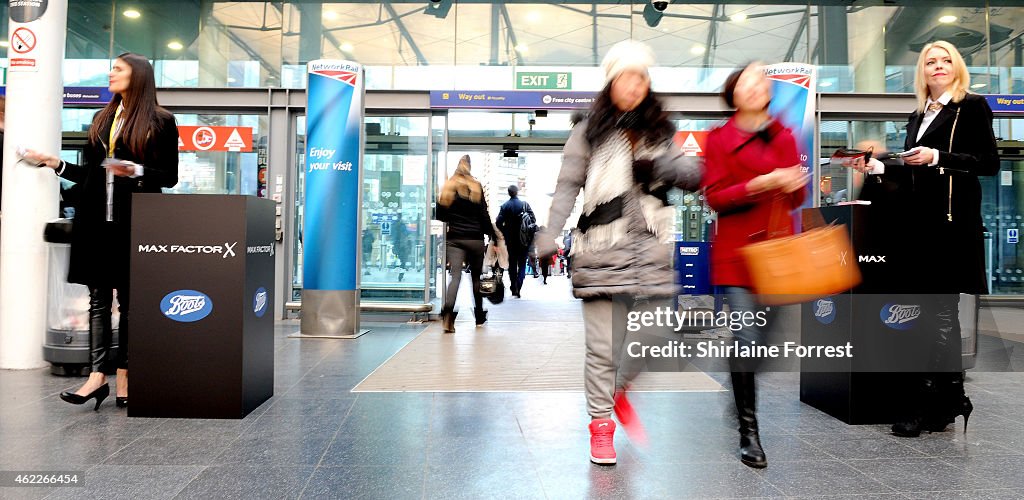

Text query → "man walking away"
[496,184,535,298]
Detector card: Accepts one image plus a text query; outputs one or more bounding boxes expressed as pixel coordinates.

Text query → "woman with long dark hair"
[537,40,701,465]
[701,62,807,468]
[26,53,179,410]
[436,155,501,333]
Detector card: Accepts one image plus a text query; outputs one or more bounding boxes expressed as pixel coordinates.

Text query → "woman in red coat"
[701,63,807,469]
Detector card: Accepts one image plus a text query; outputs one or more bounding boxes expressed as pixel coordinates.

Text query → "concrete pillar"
[0,1,68,369]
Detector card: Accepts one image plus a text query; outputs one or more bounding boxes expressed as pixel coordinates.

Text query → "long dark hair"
[88,52,172,161]
[584,83,673,147]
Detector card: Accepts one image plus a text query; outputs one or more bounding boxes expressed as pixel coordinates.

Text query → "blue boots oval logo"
[161,290,213,322]
[254,287,268,318]
[813,298,836,324]
[880,303,921,330]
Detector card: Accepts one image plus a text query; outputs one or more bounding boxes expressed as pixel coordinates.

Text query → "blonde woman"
[436,155,501,332]
[859,41,997,437]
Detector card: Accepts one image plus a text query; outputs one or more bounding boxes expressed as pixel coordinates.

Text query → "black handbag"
[479,267,505,304]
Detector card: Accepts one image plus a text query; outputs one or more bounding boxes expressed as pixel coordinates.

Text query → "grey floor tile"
[425,435,531,466]
[143,418,255,441]
[45,465,204,500]
[797,434,928,460]
[173,466,314,500]
[320,436,429,467]
[244,413,343,440]
[424,463,546,500]
[214,434,334,466]
[900,489,1024,500]
[102,437,236,466]
[639,462,786,499]
[758,460,896,497]
[428,412,526,438]
[300,466,424,500]
[846,457,994,493]
[0,434,135,468]
[535,461,666,500]
[524,434,643,466]
[897,432,1020,458]
[939,455,1024,490]
[261,397,356,416]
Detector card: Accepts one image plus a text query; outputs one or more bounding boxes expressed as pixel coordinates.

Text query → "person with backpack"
[496,184,535,298]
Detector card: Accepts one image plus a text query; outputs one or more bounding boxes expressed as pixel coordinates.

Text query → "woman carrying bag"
[25,53,179,410]
[701,62,808,468]
[436,155,502,333]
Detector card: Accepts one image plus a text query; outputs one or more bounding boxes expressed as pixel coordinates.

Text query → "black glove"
[632,159,654,186]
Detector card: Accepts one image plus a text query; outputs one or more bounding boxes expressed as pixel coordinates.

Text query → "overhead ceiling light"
[323,10,339,21]
[971,83,987,89]
[123,9,141,19]
[340,42,354,53]
[939,15,958,24]
[424,0,452,19]
[515,44,529,54]
[526,11,541,23]
[0,41,8,48]
[690,45,706,55]
[227,77,237,83]
[819,81,833,87]
[730,13,748,22]
[167,41,184,51]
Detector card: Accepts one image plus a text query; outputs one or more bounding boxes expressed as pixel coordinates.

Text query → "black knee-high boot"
[731,371,767,468]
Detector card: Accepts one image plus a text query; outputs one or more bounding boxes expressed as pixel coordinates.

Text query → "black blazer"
[860,93,998,294]
[59,110,179,288]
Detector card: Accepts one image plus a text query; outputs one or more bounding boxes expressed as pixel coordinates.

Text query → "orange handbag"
[738,198,861,305]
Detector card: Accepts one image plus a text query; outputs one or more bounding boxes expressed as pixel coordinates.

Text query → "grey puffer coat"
[537,119,702,299]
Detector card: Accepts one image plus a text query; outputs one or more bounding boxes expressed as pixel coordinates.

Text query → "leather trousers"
[89,287,129,374]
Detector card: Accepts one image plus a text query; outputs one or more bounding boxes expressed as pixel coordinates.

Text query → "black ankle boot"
[893,376,938,437]
[731,371,767,468]
[474,308,487,326]
[441,309,457,333]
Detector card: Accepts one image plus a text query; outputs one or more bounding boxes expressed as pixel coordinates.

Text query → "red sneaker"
[589,418,617,464]
[614,389,648,446]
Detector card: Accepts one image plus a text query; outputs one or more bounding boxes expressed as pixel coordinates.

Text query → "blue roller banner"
[766,63,817,211]
[304,60,364,291]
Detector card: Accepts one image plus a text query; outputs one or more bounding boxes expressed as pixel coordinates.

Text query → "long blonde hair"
[439,155,483,207]
[914,41,970,113]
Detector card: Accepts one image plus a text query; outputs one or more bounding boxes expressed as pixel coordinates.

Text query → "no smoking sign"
[11,27,37,54]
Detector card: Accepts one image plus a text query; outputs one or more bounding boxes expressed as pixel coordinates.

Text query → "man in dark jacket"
[496,184,535,298]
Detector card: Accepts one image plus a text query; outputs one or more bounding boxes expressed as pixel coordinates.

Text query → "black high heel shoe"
[953,396,973,433]
[60,384,109,411]
[115,396,128,408]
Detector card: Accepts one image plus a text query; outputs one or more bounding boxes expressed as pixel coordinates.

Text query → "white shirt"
[915,91,952,167]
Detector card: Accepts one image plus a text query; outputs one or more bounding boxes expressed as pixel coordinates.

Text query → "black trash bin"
[42,218,119,376]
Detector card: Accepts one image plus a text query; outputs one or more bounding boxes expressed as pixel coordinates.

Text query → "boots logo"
[880,303,920,330]
[253,287,268,318]
[814,298,836,324]
[858,255,886,263]
[138,242,238,258]
[161,290,213,322]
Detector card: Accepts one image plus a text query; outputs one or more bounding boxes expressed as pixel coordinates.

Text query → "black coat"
[59,111,179,288]
[859,93,998,294]
[496,197,535,250]
[436,195,495,241]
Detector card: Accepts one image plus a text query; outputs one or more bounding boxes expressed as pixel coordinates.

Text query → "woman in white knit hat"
[537,40,702,465]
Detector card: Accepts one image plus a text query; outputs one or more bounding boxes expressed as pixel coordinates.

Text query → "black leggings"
[444,239,485,311]
[89,287,129,374]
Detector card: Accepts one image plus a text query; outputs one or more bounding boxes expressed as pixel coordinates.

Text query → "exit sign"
[516,72,572,90]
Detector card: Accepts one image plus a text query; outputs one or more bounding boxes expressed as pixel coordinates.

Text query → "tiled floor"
[2,275,1023,499]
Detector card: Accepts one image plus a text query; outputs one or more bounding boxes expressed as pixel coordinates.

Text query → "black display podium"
[129,194,276,419]
[799,205,935,424]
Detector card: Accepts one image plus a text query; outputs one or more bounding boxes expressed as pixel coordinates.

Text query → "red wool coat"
[701,117,805,287]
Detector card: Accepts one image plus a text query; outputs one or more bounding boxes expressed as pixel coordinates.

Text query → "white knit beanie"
[601,40,655,83]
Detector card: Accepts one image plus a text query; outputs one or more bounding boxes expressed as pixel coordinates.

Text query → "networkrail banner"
[765,63,817,210]
[303,60,364,291]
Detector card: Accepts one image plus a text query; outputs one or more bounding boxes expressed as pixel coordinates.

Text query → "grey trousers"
[582,297,653,419]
